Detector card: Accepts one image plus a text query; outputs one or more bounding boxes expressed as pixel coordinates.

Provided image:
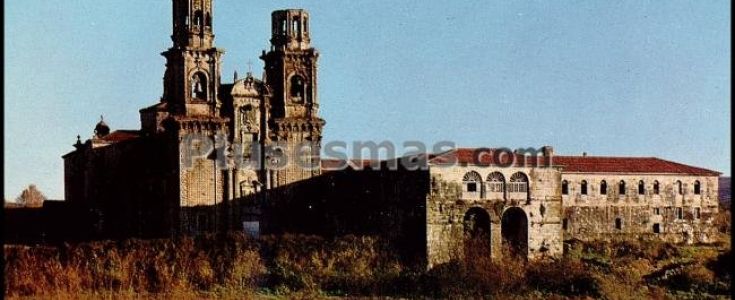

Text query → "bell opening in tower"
[191,72,208,100]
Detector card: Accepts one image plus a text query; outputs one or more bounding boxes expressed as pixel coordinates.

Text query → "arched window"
[676,180,683,195]
[694,180,701,195]
[292,17,300,34]
[290,75,305,99]
[194,10,203,26]
[205,13,212,27]
[638,180,645,195]
[600,180,607,195]
[619,180,626,195]
[653,181,660,195]
[191,72,208,100]
[280,19,287,34]
[462,171,483,198]
[508,172,528,193]
[486,172,505,193]
[561,180,569,195]
[303,17,309,33]
[581,180,588,195]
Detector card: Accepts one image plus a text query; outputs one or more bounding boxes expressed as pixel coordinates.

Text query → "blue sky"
[5,1,731,200]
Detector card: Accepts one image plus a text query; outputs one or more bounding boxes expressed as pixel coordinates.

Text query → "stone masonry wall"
[561,173,719,243]
[426,164,563,268]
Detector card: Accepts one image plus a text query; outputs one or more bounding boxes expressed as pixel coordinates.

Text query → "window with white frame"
[462,171,483,198]
[486,172,505,193]
[508,172,528,193]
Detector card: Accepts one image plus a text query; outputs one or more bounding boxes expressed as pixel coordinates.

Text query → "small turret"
[94,116,110,138]
[74,135,83,150]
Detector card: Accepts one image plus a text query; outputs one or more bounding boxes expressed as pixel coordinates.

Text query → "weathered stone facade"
[560,173,719,244]
[61,2,721,268]
[421,149,720,267]
[425,151,563,267]
[64,2,324,237]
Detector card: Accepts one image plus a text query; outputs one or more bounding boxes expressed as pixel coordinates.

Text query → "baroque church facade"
[64,1,323,237]
[63,0,721,265]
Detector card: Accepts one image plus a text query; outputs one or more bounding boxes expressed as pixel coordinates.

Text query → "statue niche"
[240,105,257,131]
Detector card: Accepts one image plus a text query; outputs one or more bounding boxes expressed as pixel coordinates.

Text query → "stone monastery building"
[63,0,721,267]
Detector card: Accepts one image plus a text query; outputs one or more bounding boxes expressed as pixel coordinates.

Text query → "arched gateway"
[463,207,491,260]
[501,207,528,258]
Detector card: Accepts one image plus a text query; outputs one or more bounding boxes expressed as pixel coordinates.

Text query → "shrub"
[526,258,602,298]
[4,234,731,298]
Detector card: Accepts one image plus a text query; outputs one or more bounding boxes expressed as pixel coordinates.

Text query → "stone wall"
[561,173,719,243]
[426,164,563,268]
[63,135,179,239]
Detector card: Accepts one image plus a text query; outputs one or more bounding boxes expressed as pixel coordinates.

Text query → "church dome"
[94,116,110,137]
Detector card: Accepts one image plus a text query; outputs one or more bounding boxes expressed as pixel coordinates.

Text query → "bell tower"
[262,9,319,119]
[162,0,224,116]
[261,9,325,187]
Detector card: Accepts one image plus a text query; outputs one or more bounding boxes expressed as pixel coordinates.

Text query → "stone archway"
[463,207,492,260]
[501,206,528,258]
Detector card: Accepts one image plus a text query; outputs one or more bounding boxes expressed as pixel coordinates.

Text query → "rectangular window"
[653,223,660,234]
[488,182,504,193]
[509,183,527,193]
[615,218,622,230]
[467,182,477,192]
[695,208,701,219]
[563,218,568,231]
[676,207,683,220]
[653,208,660,215]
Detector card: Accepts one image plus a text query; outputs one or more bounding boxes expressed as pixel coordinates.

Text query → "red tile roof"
[101,130,140,142]
[429,148,552,167]
[139,102,168,112]
[553,156,720,176]
[428,148,720,176]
